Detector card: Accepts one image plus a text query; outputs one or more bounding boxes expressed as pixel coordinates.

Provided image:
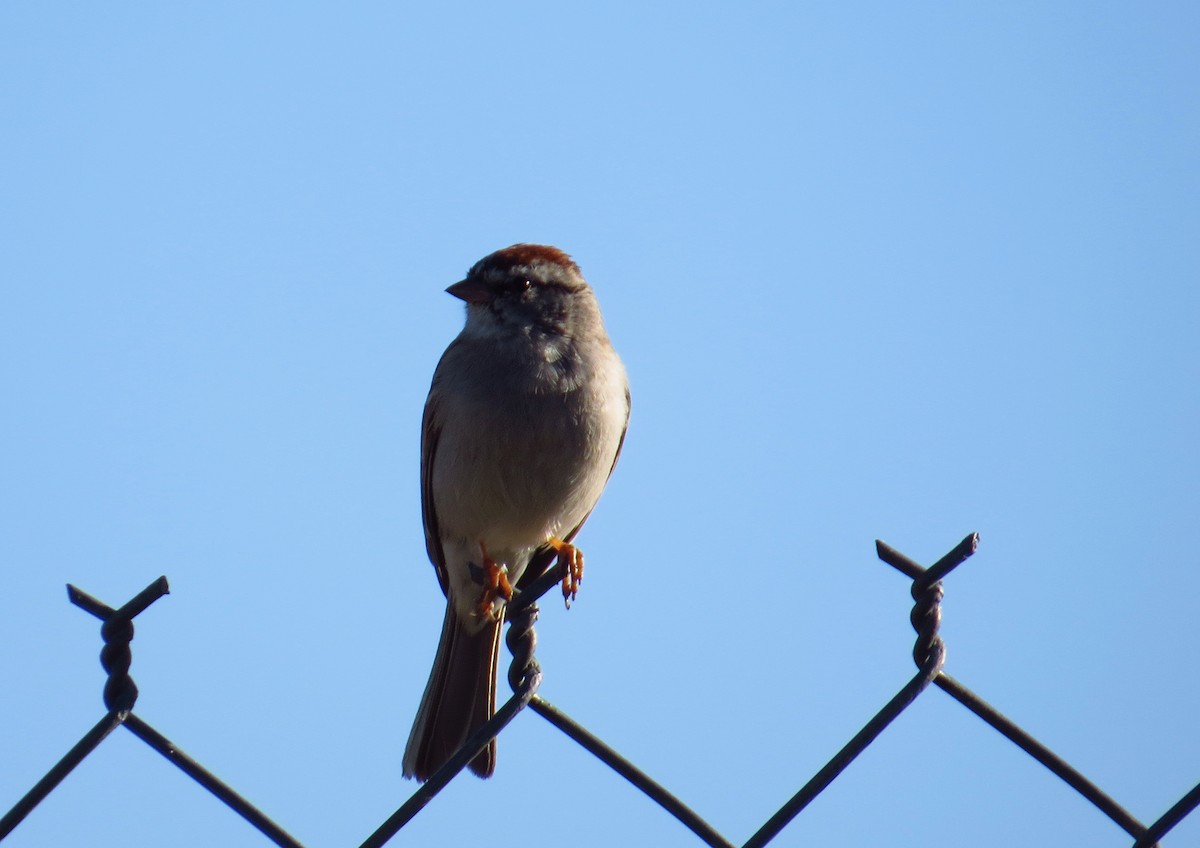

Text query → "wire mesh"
[2,534,1196,846]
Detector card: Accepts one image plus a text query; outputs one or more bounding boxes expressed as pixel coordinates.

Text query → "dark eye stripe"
[497,277,532,295]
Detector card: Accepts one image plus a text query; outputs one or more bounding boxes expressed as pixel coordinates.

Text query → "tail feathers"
[402,605,501,781]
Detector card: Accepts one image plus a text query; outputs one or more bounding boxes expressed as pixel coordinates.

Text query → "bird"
[402,244,630,782]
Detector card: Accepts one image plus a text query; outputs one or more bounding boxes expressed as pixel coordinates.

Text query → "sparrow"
[402,244,630,782]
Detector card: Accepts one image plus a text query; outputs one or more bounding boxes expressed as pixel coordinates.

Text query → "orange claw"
[547,537,584,608]
[476,542,513,618]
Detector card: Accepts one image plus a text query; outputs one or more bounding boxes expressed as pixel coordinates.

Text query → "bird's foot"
[547,537,584,608]
[475,542,513,619]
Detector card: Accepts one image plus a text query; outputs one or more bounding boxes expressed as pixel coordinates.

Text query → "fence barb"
[67,575,171,623]
[1,577,311,848]
[879,535,1173,848]
[1,576,172,840]
[3,535,1197,847]
[68,575,169,714]
[741,536,968,848]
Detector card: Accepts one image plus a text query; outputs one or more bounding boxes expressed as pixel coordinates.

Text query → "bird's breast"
[431,355,625,552]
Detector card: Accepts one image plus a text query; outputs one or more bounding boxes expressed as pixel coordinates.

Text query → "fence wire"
[2,534,1196,846]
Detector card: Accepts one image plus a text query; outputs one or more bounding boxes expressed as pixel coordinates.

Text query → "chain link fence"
[2,534,1196,846]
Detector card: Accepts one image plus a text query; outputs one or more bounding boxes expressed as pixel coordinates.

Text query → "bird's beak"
[446,278,492,304]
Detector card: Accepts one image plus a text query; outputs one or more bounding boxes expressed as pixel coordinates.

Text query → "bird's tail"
[402,604,501,781]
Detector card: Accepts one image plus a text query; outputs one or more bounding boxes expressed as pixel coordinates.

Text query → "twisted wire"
[909,575,945,670]
[4,540,1199,848]
[505,601,541,694]
[99,617,138,714]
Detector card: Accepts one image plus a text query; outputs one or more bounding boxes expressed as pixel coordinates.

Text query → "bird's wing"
[420,388,449,597]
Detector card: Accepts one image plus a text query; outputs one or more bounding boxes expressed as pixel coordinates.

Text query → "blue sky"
[2,2,1198,846]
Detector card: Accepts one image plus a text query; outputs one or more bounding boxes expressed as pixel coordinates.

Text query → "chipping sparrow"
[402,244,630,781]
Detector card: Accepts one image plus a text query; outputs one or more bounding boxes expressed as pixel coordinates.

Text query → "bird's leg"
[475,542,513,618]
[547,537,584,608]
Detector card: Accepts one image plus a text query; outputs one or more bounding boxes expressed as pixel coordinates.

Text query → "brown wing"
[421,388,450,597]
[517,384,631,591]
